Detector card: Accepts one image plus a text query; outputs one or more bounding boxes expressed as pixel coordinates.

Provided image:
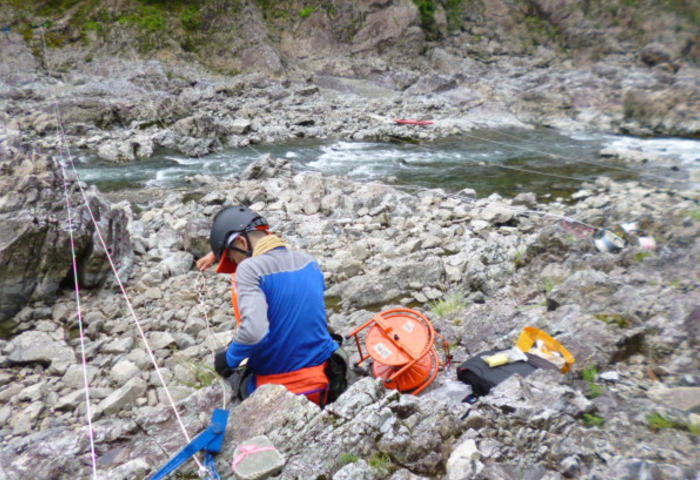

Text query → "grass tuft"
[429,290,469,317]
[647,412,682,431]
[582,366,599,382]
[368,452,394,474]
[338,453,359,465]
[299,7,317,18]
[583,413,605,428]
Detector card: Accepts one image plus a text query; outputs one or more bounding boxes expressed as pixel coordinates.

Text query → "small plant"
[647,412,683,431]
[181,6,202,31]
[83,21,104,33]
[368,452,394,474]
[690,209,700,222]
[594,313,632,329]
[634,251,652,262]
[586,382,605,399]
[582,366,599,382]
[542,278,557,294]
[122,5,167,32]
[299,7,317,17]
[429,291,469,318]
[581,365,605,399]
[582,413,605,428]
[176,360,217,389]
[514,249,526,268]
[338,453,359,465]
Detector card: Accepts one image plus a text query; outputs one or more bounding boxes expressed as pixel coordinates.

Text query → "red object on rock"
[394,119,435,125]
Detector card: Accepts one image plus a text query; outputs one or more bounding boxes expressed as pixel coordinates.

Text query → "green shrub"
[122,5,167,32]
[176,360,217,389]
[594,313,632,328]
[634,251,652,262]
[542,278,557,293]
[83,20,103,32]
[181,6,202,31]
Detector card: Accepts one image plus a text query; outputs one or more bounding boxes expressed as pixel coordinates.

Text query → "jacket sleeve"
[225,261,270,368]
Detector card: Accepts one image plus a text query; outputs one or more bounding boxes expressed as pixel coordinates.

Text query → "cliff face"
[2,0,698,78]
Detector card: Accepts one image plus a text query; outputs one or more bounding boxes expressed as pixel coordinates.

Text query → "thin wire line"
[39,28,205,473]
[460,128,680,184]
[479,161,592,182]
[55,151,98,480]
[196,272,227,410]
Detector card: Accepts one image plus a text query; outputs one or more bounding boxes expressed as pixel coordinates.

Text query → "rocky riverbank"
[1,1,700,166]
[1,1,699,478]
[1,149,698,479]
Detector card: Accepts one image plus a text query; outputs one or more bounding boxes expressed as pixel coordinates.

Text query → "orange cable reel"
[349,308,451,395]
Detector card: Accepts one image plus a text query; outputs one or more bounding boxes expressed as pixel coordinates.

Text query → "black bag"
[226,366,255,402]
[325,347,349,404]
[456,349,557,398]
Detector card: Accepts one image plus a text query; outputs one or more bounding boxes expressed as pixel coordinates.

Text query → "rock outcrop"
[0,140,133,322]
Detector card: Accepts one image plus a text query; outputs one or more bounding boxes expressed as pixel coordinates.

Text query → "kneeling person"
[199,205,345,405]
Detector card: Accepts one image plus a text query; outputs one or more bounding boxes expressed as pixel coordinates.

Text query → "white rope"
[39,28,205,473]
[196,273,227,410]
[53,149,98,479]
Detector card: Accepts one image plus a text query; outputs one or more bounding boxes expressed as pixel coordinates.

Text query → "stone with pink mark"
[232,435,285,480]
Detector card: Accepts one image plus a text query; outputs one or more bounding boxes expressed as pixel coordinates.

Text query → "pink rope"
[51,103,203,471]
[39,28,205,470]
[55,155,98,479]
[232,445,277,470]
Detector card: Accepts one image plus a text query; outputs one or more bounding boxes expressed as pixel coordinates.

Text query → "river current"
[74,128,698,199]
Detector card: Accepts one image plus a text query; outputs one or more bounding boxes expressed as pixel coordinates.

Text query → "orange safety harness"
[229,273,330,406]
[230,273,241,327]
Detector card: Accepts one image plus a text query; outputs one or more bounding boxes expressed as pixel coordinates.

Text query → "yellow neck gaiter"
[252,234,287,257]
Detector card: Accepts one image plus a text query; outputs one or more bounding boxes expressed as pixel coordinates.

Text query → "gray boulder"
[7,331,75,366]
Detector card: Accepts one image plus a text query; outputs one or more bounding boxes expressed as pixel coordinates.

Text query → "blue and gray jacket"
[225,246,339,390]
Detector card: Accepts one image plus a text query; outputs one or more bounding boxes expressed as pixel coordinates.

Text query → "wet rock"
[240,154,295,180]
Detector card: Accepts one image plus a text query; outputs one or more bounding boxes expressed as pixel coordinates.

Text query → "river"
[73,127,697,200]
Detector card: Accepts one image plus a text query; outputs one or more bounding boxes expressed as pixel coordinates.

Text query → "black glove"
[214,349,234,378]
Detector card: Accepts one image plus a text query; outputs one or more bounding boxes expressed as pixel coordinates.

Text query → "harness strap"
[230,273,241,327]
[256,363,330,406]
